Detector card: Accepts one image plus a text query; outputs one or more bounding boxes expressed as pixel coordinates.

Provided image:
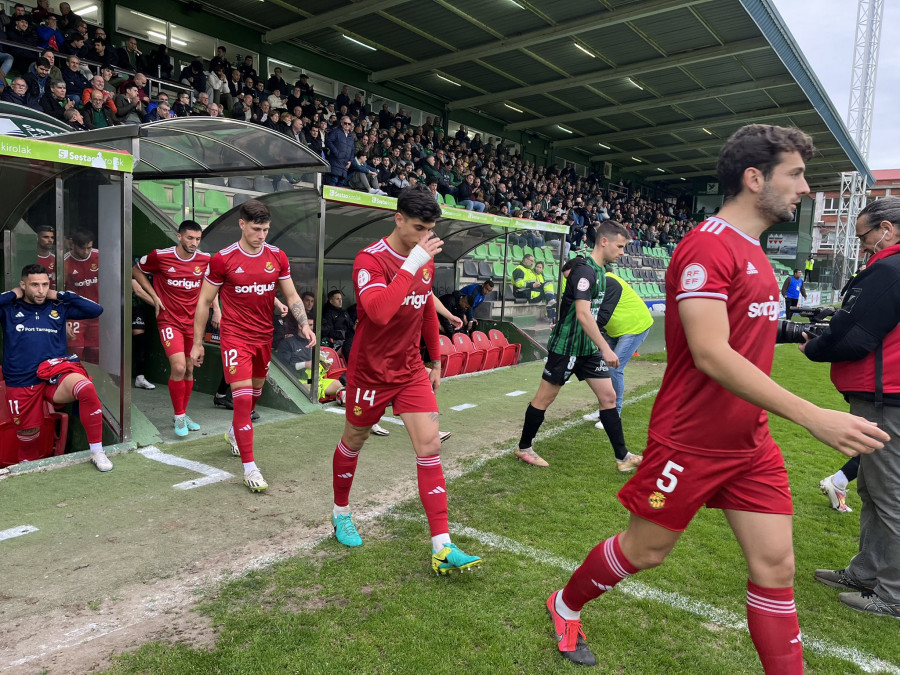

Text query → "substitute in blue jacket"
[459,279,495,326]
[0,263,111,471]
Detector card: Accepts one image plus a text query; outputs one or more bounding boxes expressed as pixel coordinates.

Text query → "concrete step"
[522,325,553,347]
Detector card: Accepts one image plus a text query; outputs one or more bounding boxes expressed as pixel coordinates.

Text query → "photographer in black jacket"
[801,196,900,619]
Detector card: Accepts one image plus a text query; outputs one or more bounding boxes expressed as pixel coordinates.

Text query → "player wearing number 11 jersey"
[191,200,315,493]
[544,125,889,672]
[328,185,481,575]
[134,220,211,437]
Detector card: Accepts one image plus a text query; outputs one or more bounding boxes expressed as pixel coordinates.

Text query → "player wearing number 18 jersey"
[134,220,211,437]
[544,125,889,672]
[328,185,481,575]
[191,200,315,493]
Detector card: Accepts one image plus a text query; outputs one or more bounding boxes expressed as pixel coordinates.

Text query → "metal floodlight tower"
[834,0,883,289]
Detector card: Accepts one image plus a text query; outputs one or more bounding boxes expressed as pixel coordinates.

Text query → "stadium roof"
[194,0,871,190]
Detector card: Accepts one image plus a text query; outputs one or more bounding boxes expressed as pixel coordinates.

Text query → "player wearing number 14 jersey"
[544,125,889,672]
[327,185,481,575]
[191,200,315,493]
[134,220,211,437]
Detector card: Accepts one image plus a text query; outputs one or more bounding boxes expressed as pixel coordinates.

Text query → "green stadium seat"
[511,244,524,261]
[435,192,445,204]
[472,244,489,260]
[486,242,503,261]
[204,189,231,216]
[531,247,544,263]
[492,261,505,278]
[444,194,457,207]
[506,262,517,278]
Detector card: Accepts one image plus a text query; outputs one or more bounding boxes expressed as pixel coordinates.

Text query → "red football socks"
[746,580,803,674]
[332,439,360,507]
[232,387,254,463]
[562,534,638,611]
[168,378,186,416]
[183,379,194,413]
[416,454,449,537]
[251,387,262,411]
[73,379,103,445]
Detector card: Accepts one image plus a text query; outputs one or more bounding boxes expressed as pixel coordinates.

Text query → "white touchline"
[138,446,234,490]
[450,403,477,411]
[0,525,38,542]
[506,390,527,396]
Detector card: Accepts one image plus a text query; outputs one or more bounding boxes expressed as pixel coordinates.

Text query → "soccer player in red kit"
[36,225,57,289]
[134,220,214,437]
[191,200,314,492]
[545,125,890,671]
[328,185,481,575]
[63,229,100,363]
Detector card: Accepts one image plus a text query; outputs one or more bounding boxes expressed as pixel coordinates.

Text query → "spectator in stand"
[30,0,52,25]
[92,26,110,47]
[1,76,39,109]
[147,100,172,121]
[266,67,287,96]
[305,125,325,159]
[23,56,51,99]
[40,78,72,120]
[347,151,387,195]
[119,72,149,105]
[191,91,210,116]
[296,72,313,98]
[63,105,87,130]
[114,83,145,124]
[31,48,62,82]
[321,289,355,360]
[238,55,257,84]
[172,90,191,117]
[207,102,221,118]
[326,115,355,187]
[62,31,87,61]
[266,88,285,110]
[82,74,116,114]
[83,89,118,128]
[233,92,254,121]
[457,173,486,212]
[88,38,118,68]
[208,65,230,109]
[57,2,79,33]
[62,54,88,100]
[117,36,146,74]
[179,60,206,95]
[254,99,271,125]
[37,15,64,51]
[147,43,172,80]
[209,45,230,74]
[6,16,39,73]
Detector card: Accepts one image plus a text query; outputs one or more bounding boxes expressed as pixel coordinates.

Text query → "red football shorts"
[6,359,88,429]
[617,439,793,532]
[219,339,271,384]
[158,322,193,358]
[345,369,437,427]
[66,318,98,353]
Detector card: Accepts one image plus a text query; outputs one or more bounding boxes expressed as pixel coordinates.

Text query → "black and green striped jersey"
[547,256,606,357]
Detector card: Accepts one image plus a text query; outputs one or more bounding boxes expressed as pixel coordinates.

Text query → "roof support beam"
[504,76,795,131]
[644,164,850,182]
[263,0,408,43]
[628,143,841,172]
[446,38,769,111]
[369,0,714,83]
[552,102,814,148]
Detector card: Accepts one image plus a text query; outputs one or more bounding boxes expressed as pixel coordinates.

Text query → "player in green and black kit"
[514,220,643,471]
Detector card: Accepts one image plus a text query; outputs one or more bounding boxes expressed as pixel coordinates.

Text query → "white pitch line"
[138,446,233,490]
[450,403,477,411]
[0,525,38,542]
[323,407,405,426]
[400,516,900,675]
[506,390,527,397]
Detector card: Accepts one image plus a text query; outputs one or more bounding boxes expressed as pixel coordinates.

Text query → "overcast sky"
[771,0,900,171]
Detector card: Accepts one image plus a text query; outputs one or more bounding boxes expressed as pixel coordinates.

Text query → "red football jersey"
[137,247,210,331]
[649,217,780,457]
[349,238,438,386]
[64,249,99,302]
[206,241,290,344]
[38,252,56,289]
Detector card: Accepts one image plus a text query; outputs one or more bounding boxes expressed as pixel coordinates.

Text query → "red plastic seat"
[0,371,69,468]
[320,347,347,380]
[471,331,502,370]
[438,335,465,377]
[452,333,486,372]
[488,329,521,366]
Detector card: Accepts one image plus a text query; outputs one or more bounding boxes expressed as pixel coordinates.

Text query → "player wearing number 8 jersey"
[191,200,315,493]
[134,220,213,437]
[328,185,481,575]
[544,125,890,671]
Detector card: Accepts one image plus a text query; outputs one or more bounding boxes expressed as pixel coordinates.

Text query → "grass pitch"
[104,348,899,674]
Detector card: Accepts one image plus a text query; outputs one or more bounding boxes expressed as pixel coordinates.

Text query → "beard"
[757,182,795,224]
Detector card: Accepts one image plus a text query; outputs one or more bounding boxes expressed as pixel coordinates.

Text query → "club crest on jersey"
[421,267,431,282]
[194,265,203,275]
[229,365,237,375]
[90,263,99,272]
[164,340,171,347]
[649,491,666,509]
[264,261,275,273]
[49,310,60,319]
[353,405,362,417]
[13,416,19,425]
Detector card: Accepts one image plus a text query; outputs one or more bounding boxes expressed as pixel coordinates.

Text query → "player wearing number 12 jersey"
[544,125,889,672]
[191,200,315,493]
[328,185,481,575]
[134,220,212,437]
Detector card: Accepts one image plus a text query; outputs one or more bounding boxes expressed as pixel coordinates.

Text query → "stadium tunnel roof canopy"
[195,0,871,190]
[51,118,329,180]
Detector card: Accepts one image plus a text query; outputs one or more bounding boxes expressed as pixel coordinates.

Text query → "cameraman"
[801,197,900,619]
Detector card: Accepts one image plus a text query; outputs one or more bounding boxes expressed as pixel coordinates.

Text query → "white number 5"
[656,460,684,493]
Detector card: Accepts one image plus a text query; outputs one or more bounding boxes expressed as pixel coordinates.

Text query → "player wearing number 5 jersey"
[191,200,315,493]
[328,185,481,575]
[545,125,890,672]
[134,220,214,438]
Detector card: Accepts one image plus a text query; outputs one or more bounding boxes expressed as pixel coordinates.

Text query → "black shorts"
[542,350,610,386]
[132,304,147,331]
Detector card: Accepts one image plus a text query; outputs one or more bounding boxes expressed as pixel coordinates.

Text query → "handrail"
[0,38,193,100]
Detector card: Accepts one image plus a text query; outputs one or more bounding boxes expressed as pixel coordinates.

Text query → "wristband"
[400,244,431,275]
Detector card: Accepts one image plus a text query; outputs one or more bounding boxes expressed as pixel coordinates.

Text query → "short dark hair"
[396,184,441,223]
[36,225,54,234]
[36,57,51,68]
[71,229,93,247]
[594,220,629,245]
[301,291,315,301]
[178,219,202,234]
[717,124,814,200]
[239,199,270,224]
[22,263,49,279]
[482,278,495,288]
[327,289,342,299]
[793,269,802,274]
